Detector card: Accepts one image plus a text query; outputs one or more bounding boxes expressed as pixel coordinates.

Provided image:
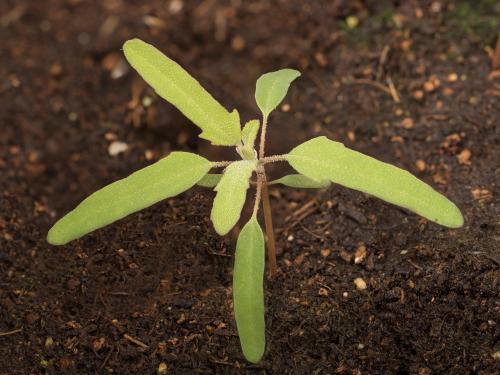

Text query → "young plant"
[47,39,464,363]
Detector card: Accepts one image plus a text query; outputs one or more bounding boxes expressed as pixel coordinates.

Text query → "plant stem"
[253,173,263,215]
[260,172,278,277]
[211,161,233,168]
[260,154,288,164]
[257,115,278,277]
[258,114,268,159]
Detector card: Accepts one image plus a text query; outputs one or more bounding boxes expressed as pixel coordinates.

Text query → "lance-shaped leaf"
[255,69,301,116]
[211,160,256,235]
[47,152,211,245]
[270,174,331,189]
[288,137,463,228]
[233,215,266,363]
[241,119,260,148]
[238,120,260,160]
[197,173,222,188]
[123,39,241,146]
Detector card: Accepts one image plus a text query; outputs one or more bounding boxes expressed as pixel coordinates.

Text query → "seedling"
[47,39,464,363]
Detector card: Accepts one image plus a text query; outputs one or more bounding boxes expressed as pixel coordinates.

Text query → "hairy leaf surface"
[288,136,463,228]
[197,173,222,188]
[241,119,260,148]
[233,216,265,363]
[47,152,211,245]
[123,39,241,146]
[211,160,256,235]
[255,69,301,116]
[270,174,330,189]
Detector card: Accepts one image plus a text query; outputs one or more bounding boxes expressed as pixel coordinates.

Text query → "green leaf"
[47,152,211,245]
[233,216,265,363]
[255,69,301,116]
[241,119,260,148]
[211,160,256,235]
[288,137,464,228]
[270,174,330,189]
[123,39,241,146]
[197,173,222,188]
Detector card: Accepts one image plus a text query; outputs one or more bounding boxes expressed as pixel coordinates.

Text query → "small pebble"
[442,87,454,96]
[354,244,367,264]
[108,141,128,156]
[448,73,458,82]
[345,16,359,29]
[169,0,183,14]
[45,336,54,348]
[142,96,153,107]
[413,90,424,100]
[457,149,471,165]
[401,118,414,129]
[231,35,245,52]
[415,159,426,171]
[354,277,367,290]
[314,52,328,67]
[157,362,168,375]
[423,81,435,92]
[318,288,329,297]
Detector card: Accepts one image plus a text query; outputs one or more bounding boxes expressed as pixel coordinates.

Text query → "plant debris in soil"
[0,1,499,374]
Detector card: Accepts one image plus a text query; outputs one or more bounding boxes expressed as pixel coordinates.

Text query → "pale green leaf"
[255,69,301,116]
[123,39,241,146]
[270,174,330,189]
[211,160,256,235]
[233,216,265,363]
[288,137,463,228]
[241,119,260,148]
[197,173,222,188]
[47,152,211,245]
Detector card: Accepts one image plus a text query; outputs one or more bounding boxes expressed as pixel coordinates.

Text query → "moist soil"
[1,1,499,374]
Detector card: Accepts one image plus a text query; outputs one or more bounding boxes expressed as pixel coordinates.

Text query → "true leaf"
[233,216,265,363]
[211,160,256,235]
[197,173,222,188]
[47,152,211,245]
[255,69,301,116]
[270,174,330,189]
[241,119,260,148]
[288,136,463,228]
[123,39,241,146]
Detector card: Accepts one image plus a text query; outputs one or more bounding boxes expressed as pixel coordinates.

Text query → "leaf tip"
[46,225,67,246]
[444,204,464,228]
[243,347,265,364]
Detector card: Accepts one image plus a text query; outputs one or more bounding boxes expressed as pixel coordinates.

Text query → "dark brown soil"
[1,1,499,374]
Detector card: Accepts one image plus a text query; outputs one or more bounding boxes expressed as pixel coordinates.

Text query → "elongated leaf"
[255,69,301,116]
[241,119,260,148]
[197,173,222,188]
[233,216,265,363]
[47,152,211,245]
[211,160,256,235]
[123,39,241,146]
[288,137,463,228]
[270,174,330,189]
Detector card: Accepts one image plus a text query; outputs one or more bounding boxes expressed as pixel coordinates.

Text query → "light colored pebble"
[354,277,367,290]
[108,141,128,156]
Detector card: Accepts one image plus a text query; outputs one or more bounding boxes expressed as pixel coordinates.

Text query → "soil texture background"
[0,1,499,374]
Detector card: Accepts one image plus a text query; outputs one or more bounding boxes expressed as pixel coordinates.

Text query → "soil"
[1,1,499,374]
